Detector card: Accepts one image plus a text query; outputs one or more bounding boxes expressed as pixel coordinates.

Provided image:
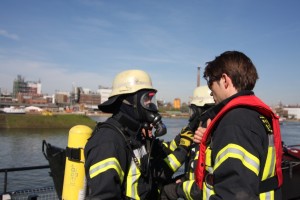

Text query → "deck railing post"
[1,165,50,194]
[4,170,7,193]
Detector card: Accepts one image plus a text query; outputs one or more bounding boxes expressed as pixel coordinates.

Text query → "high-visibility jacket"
[195,95,283,199]
[162,130,192,174]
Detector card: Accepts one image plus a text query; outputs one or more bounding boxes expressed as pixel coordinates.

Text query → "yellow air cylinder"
[62,125,92,200]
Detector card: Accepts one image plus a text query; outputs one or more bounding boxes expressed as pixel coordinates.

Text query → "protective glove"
[160,183,179,200]
[179,126,194,149]
[188,114,201,132]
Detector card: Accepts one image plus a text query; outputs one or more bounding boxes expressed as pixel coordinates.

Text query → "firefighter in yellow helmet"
[160,85,215,200]
[84,69,172,199]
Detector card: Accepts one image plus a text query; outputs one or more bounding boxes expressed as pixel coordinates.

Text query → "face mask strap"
[122,99,132,105]
[133,93,140,120]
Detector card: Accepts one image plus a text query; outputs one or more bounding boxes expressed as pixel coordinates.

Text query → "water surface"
[0,117,299,193]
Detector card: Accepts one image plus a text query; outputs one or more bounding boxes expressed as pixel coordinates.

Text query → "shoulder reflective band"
[89,157,124,183]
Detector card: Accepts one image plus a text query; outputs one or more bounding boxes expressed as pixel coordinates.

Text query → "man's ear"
[222,73,231,89]
[221,73,231,89]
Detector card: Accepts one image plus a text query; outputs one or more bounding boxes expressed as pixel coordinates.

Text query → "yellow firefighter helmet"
[99,69,156,113]
[109,69,156,97]
[190,85,214,107]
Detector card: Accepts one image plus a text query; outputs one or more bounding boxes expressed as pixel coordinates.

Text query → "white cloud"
[0,29,19,40]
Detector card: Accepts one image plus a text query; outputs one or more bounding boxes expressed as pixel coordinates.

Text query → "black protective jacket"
[84,112,173,199]
[171,91,282,200]
[194,91,282,200]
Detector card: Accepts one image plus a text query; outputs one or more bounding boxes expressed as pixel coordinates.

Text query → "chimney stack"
[197,66,200,87]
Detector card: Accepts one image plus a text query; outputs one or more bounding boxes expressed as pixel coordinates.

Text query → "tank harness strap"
[97,122,146,176]
[66,147,82,162]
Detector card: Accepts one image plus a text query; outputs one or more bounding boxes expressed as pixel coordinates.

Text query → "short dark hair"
[203,51,259,91]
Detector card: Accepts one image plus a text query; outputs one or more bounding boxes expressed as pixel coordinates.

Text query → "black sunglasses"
[206,76,219,88]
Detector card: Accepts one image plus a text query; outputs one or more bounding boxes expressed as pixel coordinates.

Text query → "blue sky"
[1,0,299,106]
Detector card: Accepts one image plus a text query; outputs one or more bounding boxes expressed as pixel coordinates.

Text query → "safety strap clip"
[66,147,83,163]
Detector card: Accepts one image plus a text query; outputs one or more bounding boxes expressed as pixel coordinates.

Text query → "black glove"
[179,126,193,149]
[160,183,179,200]
[188,114,201,132]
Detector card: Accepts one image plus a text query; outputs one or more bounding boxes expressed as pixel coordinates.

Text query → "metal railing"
[0,165,60,200]
[0,165,50,193]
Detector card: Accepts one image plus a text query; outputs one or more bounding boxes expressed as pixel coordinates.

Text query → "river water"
[0,117,299,194]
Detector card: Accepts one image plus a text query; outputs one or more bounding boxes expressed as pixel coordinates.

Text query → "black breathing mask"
[188,104,204,131]
[139,90,167,137]
[143,112,167,137]
[188,104,215,131]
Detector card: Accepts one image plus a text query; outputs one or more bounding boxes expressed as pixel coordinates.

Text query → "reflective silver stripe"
[164,154,181,172]
[183,180,194,200]
[189,171,195,180]
[262,135,276,181]
[127,159,140,199]
[207,166,213,174]
[265,191,271,200]
[267,146,275,178]
[126,146,147,200]
[170,140,177,151]
[259,190,274,200]
[269,134,274,147]
[268,135,276,178]
[89,157,124,182]
[203,181,215,200]
[214,143,260,175]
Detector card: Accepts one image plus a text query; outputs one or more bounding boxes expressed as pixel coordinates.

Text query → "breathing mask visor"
[140,91,167,137]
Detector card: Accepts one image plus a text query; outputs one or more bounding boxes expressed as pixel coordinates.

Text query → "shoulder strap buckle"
[65,147,83,163]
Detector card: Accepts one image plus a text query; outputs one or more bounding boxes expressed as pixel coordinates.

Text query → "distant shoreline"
[0,113,97,129]
[1,112,296,129]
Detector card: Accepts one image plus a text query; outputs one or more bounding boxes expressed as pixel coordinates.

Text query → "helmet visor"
[140,91,158,112]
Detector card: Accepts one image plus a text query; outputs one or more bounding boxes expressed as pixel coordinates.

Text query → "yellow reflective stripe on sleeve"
[214,143,260,176]
[162,142,168,148]
[164,154,181,172]
[170,139,178,151]
[89,157,124,182]
[259,190,274,200]
[182,180,194,200]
